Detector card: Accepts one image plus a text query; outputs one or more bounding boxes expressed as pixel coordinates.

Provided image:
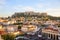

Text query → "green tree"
[1,34,15,40]
[18,25,22,29]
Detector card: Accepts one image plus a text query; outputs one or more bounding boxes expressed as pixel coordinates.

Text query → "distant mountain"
[11,11,60,20]
[47,15,60,20]
[11,11,47,17]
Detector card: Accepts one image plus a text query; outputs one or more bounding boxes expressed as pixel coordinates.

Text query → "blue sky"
[0,0,60,17]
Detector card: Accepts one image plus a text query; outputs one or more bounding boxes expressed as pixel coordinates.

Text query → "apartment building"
[42,25,60,40]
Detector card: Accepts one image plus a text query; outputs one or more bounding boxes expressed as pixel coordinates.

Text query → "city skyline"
[0,0,60,17]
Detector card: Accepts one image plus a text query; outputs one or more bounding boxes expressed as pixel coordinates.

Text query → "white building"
[21,25,38,35]
[6,25,18,33]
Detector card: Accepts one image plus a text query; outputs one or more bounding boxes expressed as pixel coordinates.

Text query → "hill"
[11,11,60,20]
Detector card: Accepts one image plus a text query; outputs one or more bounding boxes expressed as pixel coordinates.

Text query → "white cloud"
[36,3,60,17]
[22,6,35,11]
[0,0,6,5]
[13,5,60,17]
[37,3,44,8]
[13,5,47,13]
[13,5,36,12]
[45,8,60,17]
[0,0,6,9]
